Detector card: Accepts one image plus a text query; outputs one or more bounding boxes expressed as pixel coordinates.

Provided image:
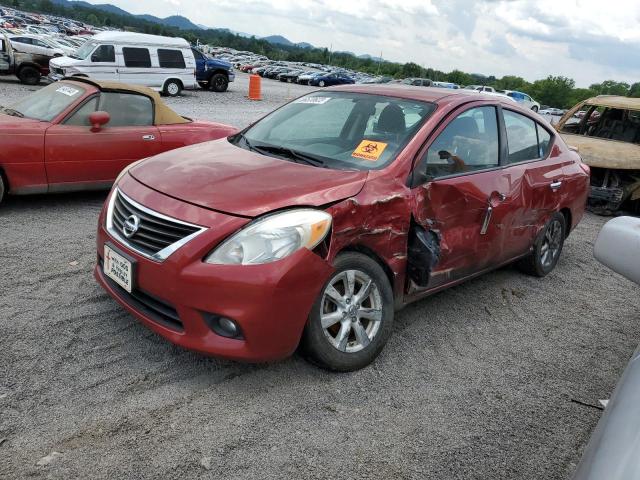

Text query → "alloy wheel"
[167,83,179,96]
[540,219,562,268]
[320,269,383,353]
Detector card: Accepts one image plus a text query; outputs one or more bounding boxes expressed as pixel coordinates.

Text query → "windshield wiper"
[252,144,326,167]
[1,107,24,118]
[236,134,327,168]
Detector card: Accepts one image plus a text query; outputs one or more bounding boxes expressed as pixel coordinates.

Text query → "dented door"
[407,104,526,289]
[412,170,521,289]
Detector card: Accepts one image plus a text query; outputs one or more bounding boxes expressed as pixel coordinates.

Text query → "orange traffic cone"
[248,75,262,100]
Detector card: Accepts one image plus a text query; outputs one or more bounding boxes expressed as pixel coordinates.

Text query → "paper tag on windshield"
[294,96,331,105]
[352,140,388,161]
[56,86,80,97]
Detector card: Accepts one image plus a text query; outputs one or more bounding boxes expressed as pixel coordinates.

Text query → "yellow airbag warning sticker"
[352,140,388,161]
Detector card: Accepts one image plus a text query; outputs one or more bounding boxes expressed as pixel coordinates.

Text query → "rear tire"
[18,66,40,86]
[318,80,326,87]
[532,105,539,112]
[517,212,566,277]
[210,73,228,92]
[163,80,182,97]
[302,252,394,372]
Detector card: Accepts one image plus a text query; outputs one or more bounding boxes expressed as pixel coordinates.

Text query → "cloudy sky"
[86,0,640,87]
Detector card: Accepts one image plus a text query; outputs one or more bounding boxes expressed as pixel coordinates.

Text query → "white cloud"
[85,0,640,86]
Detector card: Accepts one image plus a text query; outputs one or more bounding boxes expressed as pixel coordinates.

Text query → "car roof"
[91,31,189,47]
[327,84,519,107]
[584,95,640,111]
[61,77,190,125]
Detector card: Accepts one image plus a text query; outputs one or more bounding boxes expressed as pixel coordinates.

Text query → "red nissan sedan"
[95,86,590,371]
[0,78,235,204]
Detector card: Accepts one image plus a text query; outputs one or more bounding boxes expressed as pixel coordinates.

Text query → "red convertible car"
[0,78,236,203]
[95,86,590,371]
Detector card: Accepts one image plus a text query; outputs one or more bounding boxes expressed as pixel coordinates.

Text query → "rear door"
[501,108,566,242]
[44,91,161,186]
[118,47,157,87]
[410,104,524,289]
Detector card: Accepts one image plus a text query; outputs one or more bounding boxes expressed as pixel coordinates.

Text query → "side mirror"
[594,216,640,285]
[89,111,110,131]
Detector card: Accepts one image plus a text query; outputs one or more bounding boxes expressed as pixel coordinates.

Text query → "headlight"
[205,209,332,265]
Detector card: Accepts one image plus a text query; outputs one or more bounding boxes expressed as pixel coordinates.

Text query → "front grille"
[100,259,183,332]
[109,189,204,261]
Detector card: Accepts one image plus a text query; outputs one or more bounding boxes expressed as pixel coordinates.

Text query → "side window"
[158,49,185,69]
[122,47,151,68]
[504,110,539,163]
[98,92,153,126]
[421,106,500,180]
[91,45,115,63]
[63,96,98,126]
[537,124,552,158]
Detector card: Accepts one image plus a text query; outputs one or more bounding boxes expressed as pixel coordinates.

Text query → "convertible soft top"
[61,77,190,125]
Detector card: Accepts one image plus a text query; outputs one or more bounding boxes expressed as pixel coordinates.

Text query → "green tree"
[494,75,530,92]
[86,13,99,26]
[530,76,575,108]
[589,80,630,96]
[401,62,422,78]
[629,83,640,98]
[447,69,473,86]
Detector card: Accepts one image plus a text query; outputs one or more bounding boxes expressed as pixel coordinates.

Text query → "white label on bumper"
[104,244,133,293]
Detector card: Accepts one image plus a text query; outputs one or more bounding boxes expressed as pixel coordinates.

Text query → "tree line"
[2,0,639,108]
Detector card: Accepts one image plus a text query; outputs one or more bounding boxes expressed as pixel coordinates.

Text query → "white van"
[49,31,196,96]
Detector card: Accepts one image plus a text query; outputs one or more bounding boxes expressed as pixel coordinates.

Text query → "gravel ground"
[1,75,640,479]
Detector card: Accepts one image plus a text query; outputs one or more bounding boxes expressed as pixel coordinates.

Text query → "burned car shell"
[556,96,640,214]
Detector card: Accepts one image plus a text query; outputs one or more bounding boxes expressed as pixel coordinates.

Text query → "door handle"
[550,181,563,191]
[480,205,493,235]
[142,135,155,141]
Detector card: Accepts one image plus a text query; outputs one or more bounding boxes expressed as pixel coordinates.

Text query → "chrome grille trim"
[106,188,207,262]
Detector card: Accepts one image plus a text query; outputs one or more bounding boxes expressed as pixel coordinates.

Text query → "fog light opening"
[204,314,243,339]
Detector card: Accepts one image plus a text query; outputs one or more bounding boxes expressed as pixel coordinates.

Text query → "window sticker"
[352,140,388,161]
[56,86,81,97]
[294,96,331,105]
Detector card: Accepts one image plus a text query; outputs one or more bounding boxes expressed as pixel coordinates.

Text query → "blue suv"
[192,48,235,92]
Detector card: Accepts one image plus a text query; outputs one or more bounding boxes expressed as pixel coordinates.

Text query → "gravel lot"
[1,74,639,480]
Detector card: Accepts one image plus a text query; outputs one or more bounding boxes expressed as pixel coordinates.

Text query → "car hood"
[129,139,368,218]
[49,55,80,68]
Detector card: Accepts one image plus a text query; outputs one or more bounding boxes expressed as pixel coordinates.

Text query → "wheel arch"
[560,207,572,238]
[207,69,229,80]
[336,244,396,298]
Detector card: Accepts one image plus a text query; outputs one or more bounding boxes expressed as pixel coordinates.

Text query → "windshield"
[7,82,85,121]
[74,41,96,60]
[235,92,435,171]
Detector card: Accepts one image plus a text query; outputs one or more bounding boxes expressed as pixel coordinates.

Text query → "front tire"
[531,105,539,112]
[210,73,228,92]
[163,80,182,97]
[517,212,566,277]
[302,253,394,371]
[318,80,326,87]
[18,66,40,86]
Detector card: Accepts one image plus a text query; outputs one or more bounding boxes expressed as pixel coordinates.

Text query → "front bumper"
[95,177,333,362]
[47,72,64,82]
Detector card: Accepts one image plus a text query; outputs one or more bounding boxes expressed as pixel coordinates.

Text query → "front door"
[44,91,161,187]
[86,44,117,81]
[410,105,524,289]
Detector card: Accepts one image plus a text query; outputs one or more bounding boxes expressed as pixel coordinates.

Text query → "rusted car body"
[1,33,52,84]
[556,96,640,214]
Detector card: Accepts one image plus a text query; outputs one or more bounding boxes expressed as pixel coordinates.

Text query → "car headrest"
[376,104,406,134]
